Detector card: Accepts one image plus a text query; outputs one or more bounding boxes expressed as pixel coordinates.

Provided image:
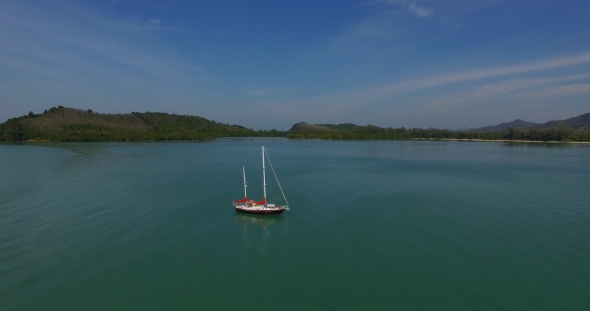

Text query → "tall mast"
[265,148,289,209]
[242,166,247,199]
[262,146,266,204]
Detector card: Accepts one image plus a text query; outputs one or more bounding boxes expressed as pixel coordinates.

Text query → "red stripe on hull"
[235,207,286,214]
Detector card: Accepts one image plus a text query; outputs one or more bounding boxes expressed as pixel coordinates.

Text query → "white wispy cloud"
[420,73,590,111]
[321,0,501,58]
[375,0,435,18]
[108,16,181,34]
[379,0,501,17]
[0,0,206,118]
[320,53,590,104]
[273,53,590,123]
[408,1,433,17]
[367,0,503,34]
[512,83,590,101]
[148,18,162,30]
[470,74,590,98]
[0,1,204,79]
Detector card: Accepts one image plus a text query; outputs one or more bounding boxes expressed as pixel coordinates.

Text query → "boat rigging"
[233,146,289,214]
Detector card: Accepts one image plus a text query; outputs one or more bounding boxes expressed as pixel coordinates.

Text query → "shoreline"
[2,137,588,144]
[414,138,590,144]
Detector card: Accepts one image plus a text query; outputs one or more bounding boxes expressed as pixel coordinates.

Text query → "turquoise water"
[1,139,589,310]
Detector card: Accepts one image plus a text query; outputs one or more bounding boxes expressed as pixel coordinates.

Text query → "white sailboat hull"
[234,203,287,214]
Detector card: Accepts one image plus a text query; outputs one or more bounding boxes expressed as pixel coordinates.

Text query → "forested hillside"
[287,122,590,142]
[2,107,589,142]
[0,107,278,141]
[539,113,590,130]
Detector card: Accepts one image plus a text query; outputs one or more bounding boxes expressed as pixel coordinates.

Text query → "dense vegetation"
[286,122,590,142]
[1,107,588,142]
[0,107,285,141]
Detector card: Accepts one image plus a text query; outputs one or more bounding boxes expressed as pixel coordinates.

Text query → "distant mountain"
[468,113,590,132]
[289,122,359,132]
[315,123,359,131]
[538,113,590,131]
[469,119,540,132]
[289,122,332,132]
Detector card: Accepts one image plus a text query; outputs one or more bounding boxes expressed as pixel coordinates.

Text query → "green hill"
[315,123,359,131]
[289,122,359,132]
[289,122,332,132]
[2,108,589,142]
[0,107,260,141]
[285,120,590,142]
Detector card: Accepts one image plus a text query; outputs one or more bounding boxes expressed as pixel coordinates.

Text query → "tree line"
[0,107,286,142]
[286,125,590,142]
[1,107,588,142]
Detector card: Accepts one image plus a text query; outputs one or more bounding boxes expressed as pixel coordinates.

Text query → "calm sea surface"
[1,139,589,310]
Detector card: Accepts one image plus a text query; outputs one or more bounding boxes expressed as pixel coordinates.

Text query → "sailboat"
[233,146,289,214]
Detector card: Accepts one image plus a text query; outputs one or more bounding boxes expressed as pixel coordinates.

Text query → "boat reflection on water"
[234,213,287,257]
[234,213,286,228]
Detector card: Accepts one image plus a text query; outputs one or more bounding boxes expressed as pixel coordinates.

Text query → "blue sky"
[1,0,589,129]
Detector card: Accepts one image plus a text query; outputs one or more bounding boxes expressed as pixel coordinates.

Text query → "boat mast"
[242,166,247,199]
[262,146,267,205]
[264,148,290,209]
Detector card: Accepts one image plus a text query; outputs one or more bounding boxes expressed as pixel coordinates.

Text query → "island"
[1,106,589,142]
